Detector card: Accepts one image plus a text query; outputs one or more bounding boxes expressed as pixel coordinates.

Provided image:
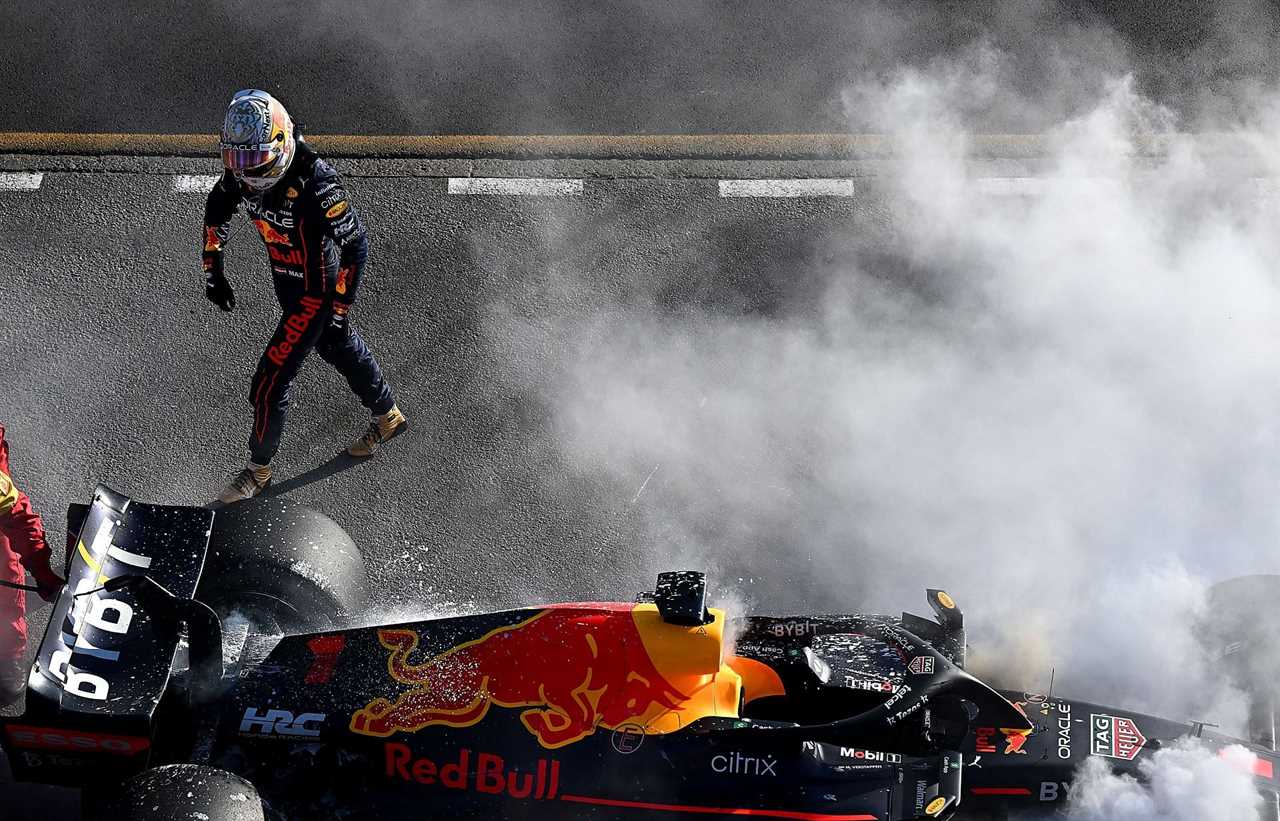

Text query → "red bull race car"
[2,487,1279,820]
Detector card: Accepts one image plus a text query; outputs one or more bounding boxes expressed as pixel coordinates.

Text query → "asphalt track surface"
[0,156,896,618]
[1,0,1275,135]
[0,155,884,819]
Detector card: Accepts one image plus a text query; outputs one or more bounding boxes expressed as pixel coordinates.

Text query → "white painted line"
[173,175,220,193]
[975,177,1124,197]
[718,179,855,198]
[448,177,582,196]
[0,172,43,191]
[974,177,1050,196]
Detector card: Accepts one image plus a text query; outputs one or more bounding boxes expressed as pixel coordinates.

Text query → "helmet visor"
[221,144,277,174]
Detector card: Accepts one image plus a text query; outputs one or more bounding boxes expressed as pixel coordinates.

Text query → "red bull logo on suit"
[253,219,292,246]
[266,296,324,367]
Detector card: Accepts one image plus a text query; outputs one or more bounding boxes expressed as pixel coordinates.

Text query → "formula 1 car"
[2,487,1279,820]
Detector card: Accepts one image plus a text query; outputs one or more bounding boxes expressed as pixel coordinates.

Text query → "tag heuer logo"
[908,656,934,675]
[1090,714,1146,760]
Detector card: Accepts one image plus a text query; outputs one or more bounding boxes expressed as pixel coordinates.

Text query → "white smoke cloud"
[482,11,1280,742]
[1065,740,1261,821]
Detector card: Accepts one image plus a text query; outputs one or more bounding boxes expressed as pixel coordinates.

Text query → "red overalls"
[0,425,59,702]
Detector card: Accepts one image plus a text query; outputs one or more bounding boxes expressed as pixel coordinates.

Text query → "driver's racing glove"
[32,564,64,603]
[203,251,235,312]
[330,300,351,333]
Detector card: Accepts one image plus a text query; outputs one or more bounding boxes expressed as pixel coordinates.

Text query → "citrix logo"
[711,751,778,776]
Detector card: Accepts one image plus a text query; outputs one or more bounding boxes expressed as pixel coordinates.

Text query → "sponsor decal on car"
[882,683,912,709]
[610,724,645,755]
[304,634,346,685]
[1056,702,1073,759]
[768,620,822,638]
[239,707,326,738]
[1013,699,1073,759]
[936,592,956,610]
[19,750,104,769]
[4,725,150,756]
[881,625,918,652]
[1090,713,1146,760]
[47,521,153,702]
[975,726,1031,755]
[384,743,561,800]
[351,606,689,749]
[711,751,777,776]
[886,696,928,726]
[838,747,903,764]
[843,676,896,693]
[1039,781,1070,802]
[908,656,934,675]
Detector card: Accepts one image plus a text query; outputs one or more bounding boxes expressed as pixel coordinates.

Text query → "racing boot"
[217,462,272,505]
[348,405,408,457]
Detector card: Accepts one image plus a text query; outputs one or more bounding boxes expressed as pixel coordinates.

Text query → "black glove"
[33,567,65,604]
[203,252,235,312]
[330,300,351,332]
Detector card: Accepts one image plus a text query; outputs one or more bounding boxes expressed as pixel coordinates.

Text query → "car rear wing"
[1,486,214,783]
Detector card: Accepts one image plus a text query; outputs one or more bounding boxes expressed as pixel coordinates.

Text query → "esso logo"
[5,724,150,755]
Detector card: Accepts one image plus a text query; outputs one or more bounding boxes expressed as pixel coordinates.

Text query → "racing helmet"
[219,89,296,192]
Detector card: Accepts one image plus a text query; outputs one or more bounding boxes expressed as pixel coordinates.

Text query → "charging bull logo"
[204,226,223,253]
[1002,727,1031,755]
[350,607,689,749]
[254,219,293,247]
[975,725,1032,755]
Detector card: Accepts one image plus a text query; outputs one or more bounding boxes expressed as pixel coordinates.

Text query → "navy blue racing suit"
[203,140,395,465]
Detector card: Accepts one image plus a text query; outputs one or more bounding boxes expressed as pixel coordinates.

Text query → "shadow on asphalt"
[258,452,363,498]
[206,452,367,510]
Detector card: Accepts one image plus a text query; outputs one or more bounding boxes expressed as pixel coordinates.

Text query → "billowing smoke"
[478,5,1280,817]
[1066,741,1261,821]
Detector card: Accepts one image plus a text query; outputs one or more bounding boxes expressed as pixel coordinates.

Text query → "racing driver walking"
[0,425,64,707]
[203,90,407,504]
